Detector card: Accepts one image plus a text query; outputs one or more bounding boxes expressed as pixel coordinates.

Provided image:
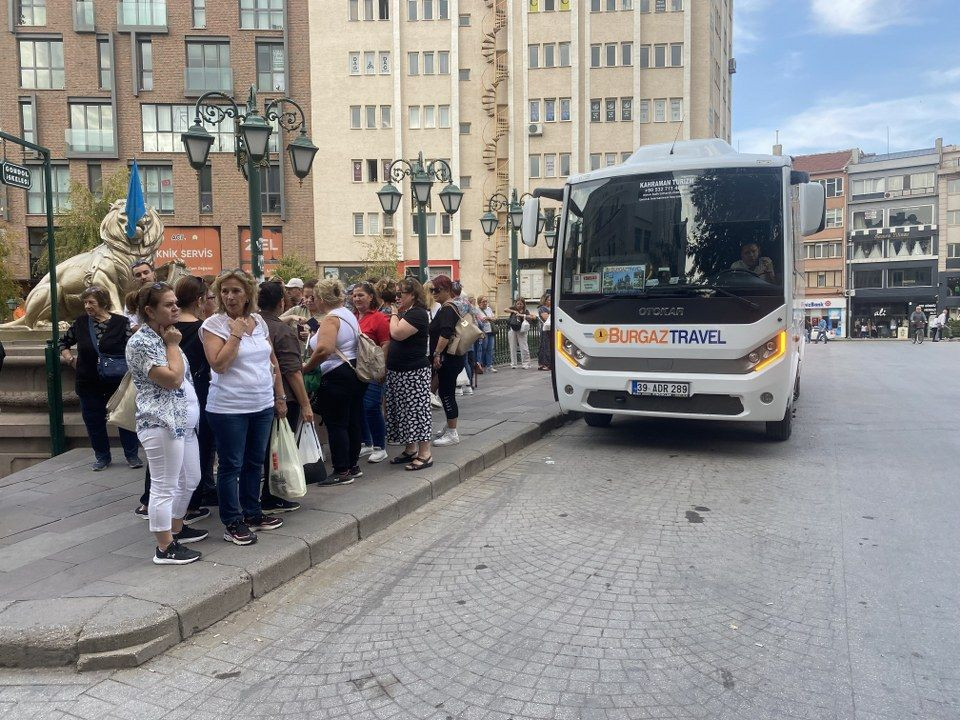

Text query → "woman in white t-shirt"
[302,278,368,485]
[201,269,288,547]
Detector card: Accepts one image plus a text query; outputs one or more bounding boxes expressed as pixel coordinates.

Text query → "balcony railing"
[74,0,95,31]
[117,1,167,31]
[65,128,116,155]
[184,68,233,95]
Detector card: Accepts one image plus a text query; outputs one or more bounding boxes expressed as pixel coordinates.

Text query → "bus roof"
[568,139,792,186]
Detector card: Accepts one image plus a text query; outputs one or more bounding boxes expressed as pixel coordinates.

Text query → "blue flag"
[125,161,146,239]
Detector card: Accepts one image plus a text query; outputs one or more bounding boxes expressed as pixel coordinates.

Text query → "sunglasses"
[429,288,440,295]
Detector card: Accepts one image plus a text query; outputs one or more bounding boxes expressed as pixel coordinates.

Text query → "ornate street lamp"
[480,189,540,300]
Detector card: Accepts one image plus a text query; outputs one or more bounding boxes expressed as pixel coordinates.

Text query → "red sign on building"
[239,227,283,272]
[157,227,222,275]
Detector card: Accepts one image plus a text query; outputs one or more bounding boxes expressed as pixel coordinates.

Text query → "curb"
[0,407,570,672]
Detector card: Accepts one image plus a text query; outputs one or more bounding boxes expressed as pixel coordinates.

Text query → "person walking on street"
[804,318,812,343]
[202,269,287,546]
[477,296,496,373]
[353,282,391,464]
[504,297,535,369]
[126,282,205,565]
[58,286,142,471]
[933,308,947,342]
[815,317,828,344]
[537,293,553,371]
[429,275,466,447]
[910,306,927,344]
[303,279,369,484]
[259,281,313,513]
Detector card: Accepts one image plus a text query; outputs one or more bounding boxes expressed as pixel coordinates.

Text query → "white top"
[937,312,947,327]
[200,313,275,414]
[318,307,359,375]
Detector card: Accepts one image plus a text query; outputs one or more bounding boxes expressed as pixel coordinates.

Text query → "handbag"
[88,316,128,379]
[268,418,307,499]
[106,373,137,431]
[335,313,386,383]
[508,313,523,331]
[444,303,484,356]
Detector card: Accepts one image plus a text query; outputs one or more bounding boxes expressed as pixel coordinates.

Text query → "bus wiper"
[576,291,652,312]
[652,284,760,310]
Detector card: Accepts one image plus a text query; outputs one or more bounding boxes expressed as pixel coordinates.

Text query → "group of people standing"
[59,262,553,566]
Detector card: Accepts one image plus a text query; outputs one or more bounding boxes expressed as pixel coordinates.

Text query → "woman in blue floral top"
[125,282,204,565]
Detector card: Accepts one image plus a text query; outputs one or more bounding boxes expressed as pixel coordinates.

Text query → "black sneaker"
[245,515,284,531]
[153,541,202,565]
[317,472,354,486]
[135,504,149,519]
[349,466,364,479]
[261,498,301,514]
[126,455,144,469]
[183,508,210,525]
[223,522,257,546]
[173,525,208,543]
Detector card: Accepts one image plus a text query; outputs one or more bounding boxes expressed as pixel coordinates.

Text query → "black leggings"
[314,362,366,472]
[436,354,465,421]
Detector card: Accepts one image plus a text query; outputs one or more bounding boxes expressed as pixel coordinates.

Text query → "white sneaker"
[491,367,498,373]
[430,392,442,408]
[367,448,388,463]
[359,443,374,458]
[464,386,474,395]
[510,364,517,369]
[455,387,464,396]
[434,427,448,439]
[434,429,460,446]
[522,363,531,369]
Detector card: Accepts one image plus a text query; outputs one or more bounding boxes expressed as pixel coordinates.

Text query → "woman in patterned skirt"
[383,277,434,471]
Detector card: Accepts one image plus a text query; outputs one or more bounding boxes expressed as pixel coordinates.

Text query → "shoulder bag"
[334,312,386,383]
[444,303,484,356]
[88,316,128,380]
[106,372,137,431]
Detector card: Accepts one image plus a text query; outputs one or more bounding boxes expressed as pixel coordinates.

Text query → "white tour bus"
[521,139,825,440]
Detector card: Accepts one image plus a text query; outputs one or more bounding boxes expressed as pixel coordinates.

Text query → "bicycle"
[913,325,925,344]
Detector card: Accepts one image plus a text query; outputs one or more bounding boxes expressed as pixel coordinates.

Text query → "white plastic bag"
[456,369,470,387]
[296,421,323,466]
[269,418,307,499]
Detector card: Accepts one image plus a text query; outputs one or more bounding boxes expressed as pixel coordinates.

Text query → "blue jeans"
[207,406,274,527]
[480,333,495,369]
[360,382,386,449]
[77,387,140,463]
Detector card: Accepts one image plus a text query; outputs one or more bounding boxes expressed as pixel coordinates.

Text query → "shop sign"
[157,227,222,275]
[239,227,283,271]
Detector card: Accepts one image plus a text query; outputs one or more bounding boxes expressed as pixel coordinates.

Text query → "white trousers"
[508,329,530,367]
[138,426,200,533]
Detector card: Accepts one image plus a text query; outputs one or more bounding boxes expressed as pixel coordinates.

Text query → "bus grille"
[586,391,744,416]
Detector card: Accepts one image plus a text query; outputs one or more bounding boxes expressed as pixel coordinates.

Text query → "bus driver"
[730,241,775,283]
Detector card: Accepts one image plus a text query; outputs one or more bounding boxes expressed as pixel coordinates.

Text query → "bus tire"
[584,412,613,428]
[765,405,792,441]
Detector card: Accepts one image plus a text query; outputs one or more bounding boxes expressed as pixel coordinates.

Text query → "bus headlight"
[747,330,787,372]
[557,331,587,368]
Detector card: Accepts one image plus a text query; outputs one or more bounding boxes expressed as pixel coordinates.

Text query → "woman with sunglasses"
[428,275,465,447]
[125,282,204,564]
[352,282,390,464]
[383,278,433,470]
[202,269,287,546]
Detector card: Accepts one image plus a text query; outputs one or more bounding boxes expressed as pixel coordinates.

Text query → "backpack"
[335,313,386,383]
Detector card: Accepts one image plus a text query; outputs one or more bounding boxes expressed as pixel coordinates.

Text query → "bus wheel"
[765,405,792,441]
[584,412,613,428]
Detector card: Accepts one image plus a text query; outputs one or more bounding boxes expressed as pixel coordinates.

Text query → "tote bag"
[444,303,484,356]
[106,373,137,431]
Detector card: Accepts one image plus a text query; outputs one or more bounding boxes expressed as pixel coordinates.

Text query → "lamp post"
[377,151,463,283]
[480,189,545,301]
[181,86,318,281]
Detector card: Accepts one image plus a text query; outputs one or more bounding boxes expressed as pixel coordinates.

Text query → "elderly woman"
[58,285,142,471]
[201,269,287,546]
[303,278,368,484]
[383,277,433,470]
[126,282,205,565]
[477,296,496,373]
[429,275,465,447]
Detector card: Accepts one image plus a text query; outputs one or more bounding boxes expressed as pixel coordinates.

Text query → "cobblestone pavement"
[2,341,959,719]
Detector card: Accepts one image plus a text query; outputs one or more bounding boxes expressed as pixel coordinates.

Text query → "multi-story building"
[308,0,734,307]
[1,0,314,283]
[792,150,854,338]
[846,142,942,337]
[937,143,960,309]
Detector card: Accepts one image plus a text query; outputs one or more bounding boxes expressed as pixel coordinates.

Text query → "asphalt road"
[2,340,959,720]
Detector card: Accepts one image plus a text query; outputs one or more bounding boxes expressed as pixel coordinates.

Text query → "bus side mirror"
[521,197,541,247]
[799,182,826,236]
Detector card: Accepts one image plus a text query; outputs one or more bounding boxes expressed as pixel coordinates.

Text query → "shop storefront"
[802,298,845,338]
[850,299,937,338]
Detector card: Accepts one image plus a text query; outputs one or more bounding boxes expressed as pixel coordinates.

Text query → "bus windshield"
[560,167,784,298]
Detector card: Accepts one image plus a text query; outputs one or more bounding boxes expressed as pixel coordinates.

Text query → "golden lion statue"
[2,200,172,328]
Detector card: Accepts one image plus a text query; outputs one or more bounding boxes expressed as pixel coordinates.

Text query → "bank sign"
[802,299,845,310]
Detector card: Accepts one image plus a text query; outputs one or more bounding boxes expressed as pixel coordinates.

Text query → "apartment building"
[792,149,854,338]
[938,143,960,309]
[308,0,733,306]
[847,141,942,337]
[1,0,313,282]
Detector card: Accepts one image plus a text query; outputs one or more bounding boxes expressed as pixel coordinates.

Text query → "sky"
[731,0,960,157]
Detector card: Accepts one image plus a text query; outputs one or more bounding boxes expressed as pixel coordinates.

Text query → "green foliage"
[945,318,960,340]
[359,233,403,281]
[269,254,317,283]
[32,167,130,276]
[0,224,25,321]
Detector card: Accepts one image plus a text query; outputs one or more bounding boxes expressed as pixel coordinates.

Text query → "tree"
[359,232,403,280]
[32,167,130,276]
[269,254,316,283]
[0,223,25,321]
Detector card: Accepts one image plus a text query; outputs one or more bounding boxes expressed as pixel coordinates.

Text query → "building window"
[605,153,616,167]
[621,42,633,66]
[411,213,437,235]
[19,39,64,89]
[529,99,540,123]
[605,43,616,67]
[653,98,666,122]
[459,176,471,189]
[824,207,843,228]
[379,0,389,18]
[817,176,843,197]
[408,52,419,75]
[352,159,362,181]
[138,39,154,91]
[670,43,683,66]
[888,267,931,287]
[590,0,600,10]
[459,122,471,134]
[422,0,433,20]
[198,165,213,212]
[438,105,450,128]
[368,212,380,235]
[529,154,540,178]
[590,99,601,122]
[408,106,420,128]
[851,177,884,196]
[544,98,556,122]
[605,98,616,122]
[544,43,555,68]
[621,97,632,121]
[256,42,285,92]
[259,164,281,213]
[96,39,112,91]
[349,0,359,20]
[529,44,540,69]
[441,214,451,234]
[141,165,174,213]
[349,52,360,75]
[407,0,416,19]
[423,105,435,128]
[20,99,36,145]
[639,44,650,68]
[639,99,650,122]
[67,103,114,153]
[460,229,472,242]
[590,44,600,68]
[378,51,390,74]
[185,42,231,93]
[560,97,571,121]
[439,0,449,19]
[459,68,470,81]
[353,212,364,235]
[458,13,470,25]
[240,0,284,30]
[947,210,960,225]
[87,163,102,195]
[350,105,361,128]
[669,97,683,121]
[17,0,46,25]
[193,0,206,27]
[853,270,882,289]
[560,153,570,176]
[381,105,392,128]
[559,42,571,67]
[888,205,933,227]
[423,51,435,74]
[364,51,376,74]
[27,165,70,214]
[365,159,378,182]
[947,179,960,195]
[544,154,556,178]
[438,51,449,74]
[589,153,601,171]
[654,44,666,68]
[364,105,376,129]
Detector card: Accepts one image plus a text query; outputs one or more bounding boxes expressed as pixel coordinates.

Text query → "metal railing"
[489,317,543,365]
[64,128,116,154]
[184,67,234,95]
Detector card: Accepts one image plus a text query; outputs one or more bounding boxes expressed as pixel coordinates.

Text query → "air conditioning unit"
[528,123,543,137]
[383,228,395,236]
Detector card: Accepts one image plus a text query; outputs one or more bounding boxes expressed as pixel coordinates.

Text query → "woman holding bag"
[503,297,535,369]
[58,285,142,471]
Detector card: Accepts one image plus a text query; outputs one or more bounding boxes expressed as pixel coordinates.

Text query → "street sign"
[0,160,31,190]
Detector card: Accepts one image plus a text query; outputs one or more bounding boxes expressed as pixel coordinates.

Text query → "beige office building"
[307,0,733,306]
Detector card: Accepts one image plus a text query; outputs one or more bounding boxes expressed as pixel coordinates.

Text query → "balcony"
[74,0,95,31]
[65,128,116,156]
[116,1,167,32]
[184,67,233,96]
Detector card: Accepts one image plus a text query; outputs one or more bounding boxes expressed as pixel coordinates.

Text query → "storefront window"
[888,267,931,287]
[946,277,960,297]
[853,270,883,289]
[852,209,884,230]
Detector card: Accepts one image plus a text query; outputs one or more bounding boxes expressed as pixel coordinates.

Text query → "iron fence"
[489,318,543,366]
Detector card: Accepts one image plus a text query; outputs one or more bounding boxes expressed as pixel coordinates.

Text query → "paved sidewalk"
[0,367,563,671]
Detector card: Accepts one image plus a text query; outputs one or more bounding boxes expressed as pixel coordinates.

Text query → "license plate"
[630,381,691,398]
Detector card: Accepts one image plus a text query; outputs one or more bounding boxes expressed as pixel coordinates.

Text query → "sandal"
[390,450,418,465]
[404,456,434,471]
